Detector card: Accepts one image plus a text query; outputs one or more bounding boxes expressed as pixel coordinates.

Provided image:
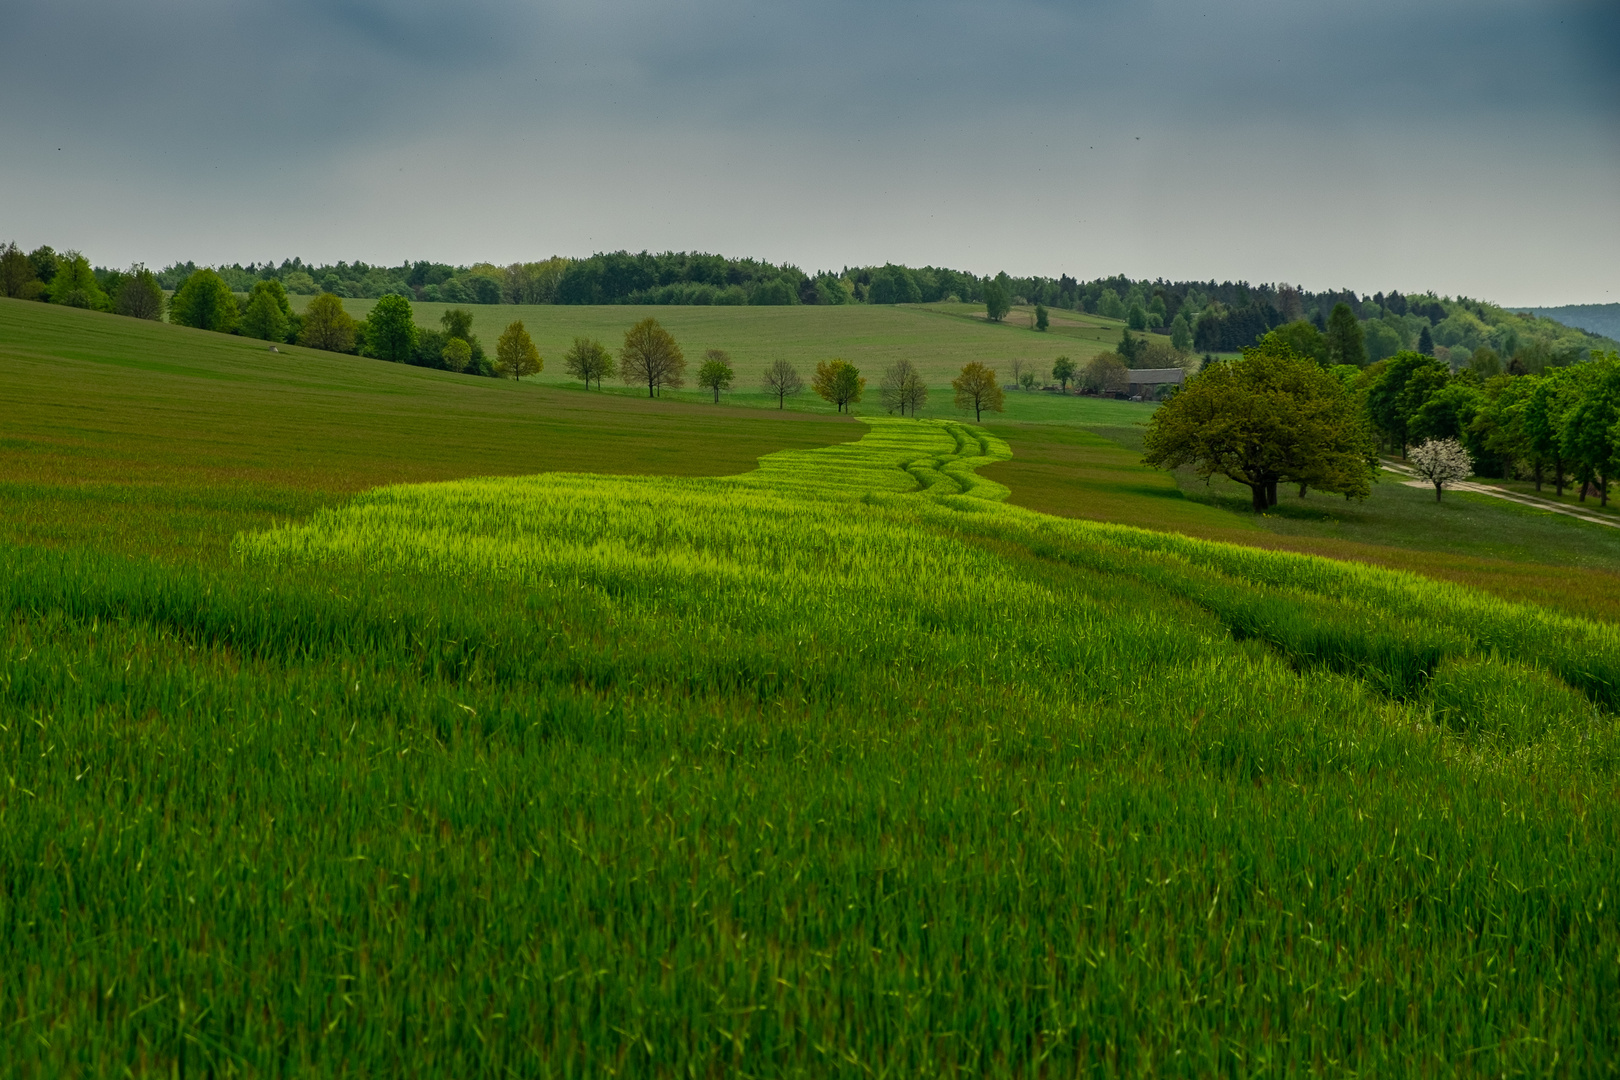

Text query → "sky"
[1,0,1616,305]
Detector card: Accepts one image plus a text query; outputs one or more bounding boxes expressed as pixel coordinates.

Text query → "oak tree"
[1141,340,1377,512]
[620,318,685,396]
[1051,355,1075,393]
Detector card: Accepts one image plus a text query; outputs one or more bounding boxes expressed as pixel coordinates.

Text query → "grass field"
[321,296,1131,393]
[5,301,1620,1075]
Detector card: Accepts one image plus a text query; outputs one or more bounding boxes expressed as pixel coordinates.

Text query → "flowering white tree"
[1409,438,1473,502]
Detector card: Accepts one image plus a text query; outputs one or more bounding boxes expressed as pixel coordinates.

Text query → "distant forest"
[2,242,1614,367]
[1529,305,1620,343]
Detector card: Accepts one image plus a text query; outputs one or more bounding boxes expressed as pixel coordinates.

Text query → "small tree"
[698,349,735,403]
[170,269,238,332]
[563,337,614,388]
[298,293,357,352]
[1052,356,1075,393]
[1083,352,1129,394]
[1408,438,1473,502]
[1170,313,1193,352]
[241,280,292,342]
[621,317,685,397]
[983,279,1010,323]
[442,337,472,373]
[1019,368,1042,392]
[364,295,418,363]
[496,320,542,380]
[812,359,865,412]
[880,359,928,416]
[762,359,804,408]
[953,362,1004,421]
[113,267,164,320]
[1034,304,1049,331]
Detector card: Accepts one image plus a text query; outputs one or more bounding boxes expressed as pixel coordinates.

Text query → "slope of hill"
[1529,303,1620,342]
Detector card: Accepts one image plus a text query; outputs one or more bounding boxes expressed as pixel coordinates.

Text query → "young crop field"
[4,302,1619,1075]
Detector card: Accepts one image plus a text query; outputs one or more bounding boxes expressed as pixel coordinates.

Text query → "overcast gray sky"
[1,0,1615,303]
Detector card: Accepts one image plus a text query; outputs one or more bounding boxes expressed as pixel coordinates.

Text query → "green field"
[321,296,1131,396]
[4,300,1620,1075]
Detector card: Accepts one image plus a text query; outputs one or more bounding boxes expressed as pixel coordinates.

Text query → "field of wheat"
[3,414,1616,1076]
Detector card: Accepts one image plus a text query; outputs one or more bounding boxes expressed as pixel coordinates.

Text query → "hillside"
[1531,302,1620,342]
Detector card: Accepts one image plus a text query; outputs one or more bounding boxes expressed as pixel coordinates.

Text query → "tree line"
[1140,316,1620,512]
[8,240,1610,382]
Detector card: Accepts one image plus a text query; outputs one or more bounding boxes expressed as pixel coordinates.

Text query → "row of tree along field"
[4,241,1610,362]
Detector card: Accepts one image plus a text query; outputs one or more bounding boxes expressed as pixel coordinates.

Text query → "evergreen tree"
[1325,303,1367,367]
[1417,325,1434,356]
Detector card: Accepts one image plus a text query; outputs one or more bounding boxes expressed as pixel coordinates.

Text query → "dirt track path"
[1382,462,1620,529]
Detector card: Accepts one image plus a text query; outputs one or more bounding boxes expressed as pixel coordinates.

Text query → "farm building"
[1126,368,1184,398]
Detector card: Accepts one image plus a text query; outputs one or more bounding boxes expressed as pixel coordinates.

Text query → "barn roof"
[1127,368,1185,384]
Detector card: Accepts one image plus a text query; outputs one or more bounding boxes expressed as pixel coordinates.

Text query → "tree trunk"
[1533,462,1543,492]
[1434,482,1443,503]
[1267,480,1278,506]
[1298,483,1308,498]
[1251,484,1269,513]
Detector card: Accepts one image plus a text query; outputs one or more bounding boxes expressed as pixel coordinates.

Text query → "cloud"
[0,0,1614,300]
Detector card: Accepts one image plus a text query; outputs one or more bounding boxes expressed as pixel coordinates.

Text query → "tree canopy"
[563,337,614,389]
[169,269,238,333]
[620,318,685,397]
[363,295,418,363]
[495,321,542,380]
[952,362,1003,422]
[1142,341,1377,512]
[297,292,357,353]
[812,359,865,413]
[698,349,735,403]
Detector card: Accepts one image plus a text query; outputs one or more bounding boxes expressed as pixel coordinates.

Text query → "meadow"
[320,296,1127,395]
[4,301,1619,1075]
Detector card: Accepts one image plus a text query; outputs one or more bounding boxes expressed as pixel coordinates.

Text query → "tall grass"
[2,419,1616,1076]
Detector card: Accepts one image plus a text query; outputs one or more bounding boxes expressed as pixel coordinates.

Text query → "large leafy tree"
[47,251,108,310]
[1561,352,1620,505]
[812,359,865,412]
[1524,368,1577,494]
[1142,341,1377,512]
[240,280,292,342]
[982,278,1010,323]
[952,362,1003,422]
[363,295,418,363]
[297,293,357,353]
[1362,351,1447,454]
[620,318,685,397]
[0,241,41,298]
[169,269,238,333]
[563,337,614,388]
[1325,302,1367,367]
[113,267,164,320]
[495,320,542,380]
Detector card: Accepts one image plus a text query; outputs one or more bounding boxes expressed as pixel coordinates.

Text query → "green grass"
[324,297,1132,392]
[5,300,1620,1075]
[991,420,1620,623]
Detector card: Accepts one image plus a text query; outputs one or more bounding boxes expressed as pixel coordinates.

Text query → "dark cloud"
[0,1,1614,300]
